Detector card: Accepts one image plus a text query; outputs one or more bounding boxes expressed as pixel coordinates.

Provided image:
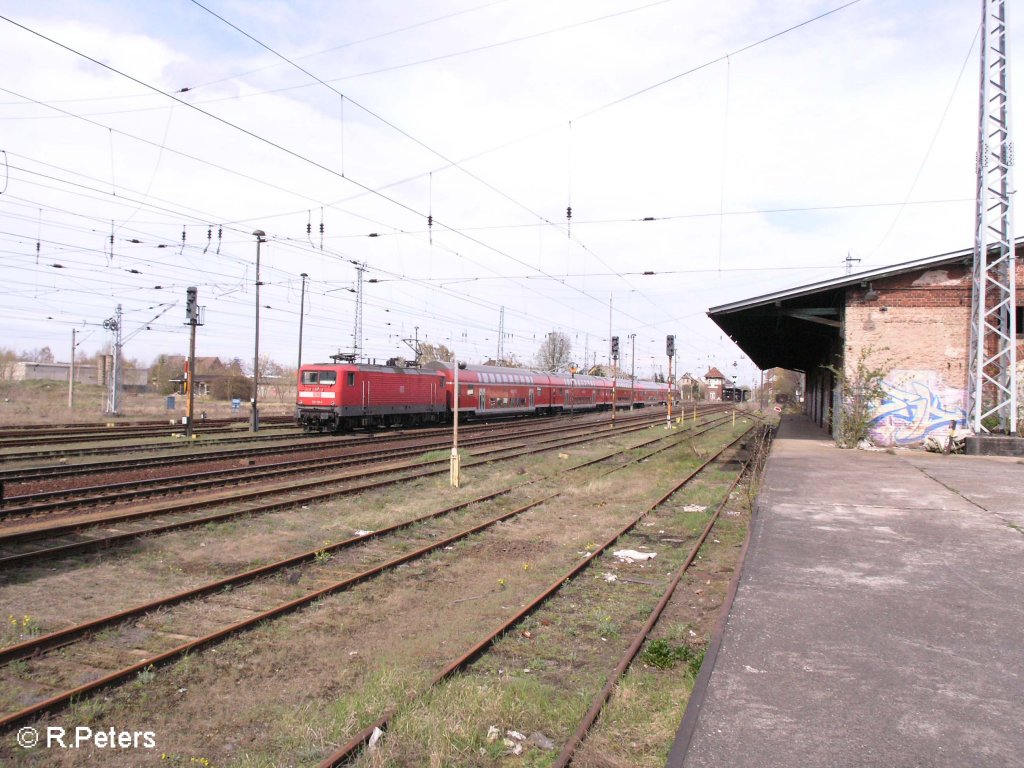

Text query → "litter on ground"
[613,549,657,562]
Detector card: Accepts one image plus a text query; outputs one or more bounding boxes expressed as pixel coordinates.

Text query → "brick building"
[704,367,726,401]
[677,372,705,401]
[707,242,1024,447]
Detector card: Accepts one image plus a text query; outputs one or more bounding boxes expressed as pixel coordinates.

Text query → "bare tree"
[20,346,55,363]
[535,331,572,371]
[418,343,455,364]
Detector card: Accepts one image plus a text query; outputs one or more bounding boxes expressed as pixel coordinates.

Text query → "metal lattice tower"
[102,304,123,415]
[969,0,1017,434]
[497,306,505,362]
[353,262,365,362]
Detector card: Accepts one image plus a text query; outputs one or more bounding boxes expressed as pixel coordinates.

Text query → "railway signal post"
[611,336,619,428]
[184,286,202,439]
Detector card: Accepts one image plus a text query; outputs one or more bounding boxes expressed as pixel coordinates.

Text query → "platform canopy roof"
[706,245,973,372]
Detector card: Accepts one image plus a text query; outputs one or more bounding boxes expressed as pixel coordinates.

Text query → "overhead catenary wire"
[0,0,938,373]
[3,14,628,323]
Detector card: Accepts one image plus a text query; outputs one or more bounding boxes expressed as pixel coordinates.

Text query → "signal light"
[611,336,619,359]
[186,286,198,321]
[666,334,675,357]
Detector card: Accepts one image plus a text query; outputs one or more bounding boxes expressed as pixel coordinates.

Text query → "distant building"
[8,360,149,389]
[678,372,705,400]
[704,367,726,402]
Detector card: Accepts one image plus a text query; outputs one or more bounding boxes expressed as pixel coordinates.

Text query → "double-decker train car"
[430,362,551,419]
[296,359,673,433]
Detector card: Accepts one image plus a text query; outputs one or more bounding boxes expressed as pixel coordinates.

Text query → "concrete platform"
[965,433,1024,457]
[670,414,1024,768]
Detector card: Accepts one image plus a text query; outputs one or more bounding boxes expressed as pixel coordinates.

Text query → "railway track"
[0,407,668,482]
[317,422,769,766]
[0,415,295,450]
[0,412,752,737]
[0,428,318,471]
[0,410,669,520]
[0,410,707,568]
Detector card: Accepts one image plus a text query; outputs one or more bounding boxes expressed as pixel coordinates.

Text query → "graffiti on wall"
[869,370,966,447]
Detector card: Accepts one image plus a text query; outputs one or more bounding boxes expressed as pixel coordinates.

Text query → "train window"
[303,370,337,385]
[346,372,355,386]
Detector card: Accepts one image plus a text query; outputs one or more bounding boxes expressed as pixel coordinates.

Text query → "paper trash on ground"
[613,549,657,562]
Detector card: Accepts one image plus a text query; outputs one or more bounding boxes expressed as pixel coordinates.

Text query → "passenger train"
[296,360,672,433]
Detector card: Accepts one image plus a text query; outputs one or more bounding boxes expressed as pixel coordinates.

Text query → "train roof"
[301,361,442,374]
[424,361,549,376]
[305,360,670,388]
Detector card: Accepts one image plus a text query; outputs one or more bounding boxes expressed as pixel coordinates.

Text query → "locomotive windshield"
[302,370,337,385]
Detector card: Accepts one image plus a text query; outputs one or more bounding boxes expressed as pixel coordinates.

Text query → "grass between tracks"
[0,413,763,768]
[347,419,758,768]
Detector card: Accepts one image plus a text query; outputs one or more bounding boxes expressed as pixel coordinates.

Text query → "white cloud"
[0,0,1017,384]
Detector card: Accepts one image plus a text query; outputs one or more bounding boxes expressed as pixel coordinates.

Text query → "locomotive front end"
[296,365,345,432]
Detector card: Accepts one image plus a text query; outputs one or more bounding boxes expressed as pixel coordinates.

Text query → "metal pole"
[629,333,636,408]
[611,355,618,427]
[68,328,75,410]
[297,272,308,374]
[111,304,122,415]
[251,230,266,432]
[666,352,672,428]
[570,365,576,418]
[450,359,460,487]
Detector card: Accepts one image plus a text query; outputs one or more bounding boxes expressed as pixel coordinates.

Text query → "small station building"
[707,242,1024,448]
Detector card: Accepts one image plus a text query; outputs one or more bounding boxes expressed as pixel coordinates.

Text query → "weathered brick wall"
[842,260,1024,445]
[844,264,972,446]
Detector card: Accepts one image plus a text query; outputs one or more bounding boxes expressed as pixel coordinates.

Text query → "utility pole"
[68,328,76,410]
[251,230,265,432]
[352,261,366,361]
[629,333,637,408]
[969,0,1017,435]
[570,364,576,418]
[497,306,505,363]
[103,305,123,416]
[608,295,613,367]
[297,272,309,376]
[451,359,463,487]
[666,335,675,428]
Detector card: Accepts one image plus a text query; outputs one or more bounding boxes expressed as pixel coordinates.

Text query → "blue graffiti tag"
[870,379,966,445]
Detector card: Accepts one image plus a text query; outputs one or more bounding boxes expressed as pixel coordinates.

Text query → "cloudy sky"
[0,0,1017,386]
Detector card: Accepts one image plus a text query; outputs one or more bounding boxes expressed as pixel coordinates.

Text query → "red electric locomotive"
[297,360,446,432]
